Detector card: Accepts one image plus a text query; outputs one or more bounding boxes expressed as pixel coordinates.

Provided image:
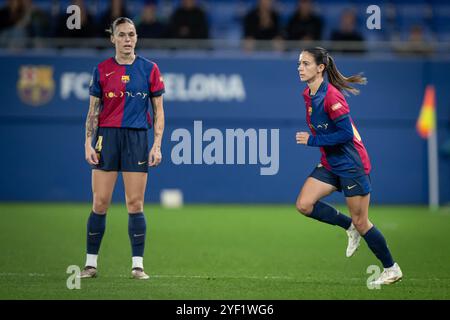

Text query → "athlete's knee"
[127,197,144,213]
[92,195,110,213]
[296,198,314,216]
[351,215,370,233]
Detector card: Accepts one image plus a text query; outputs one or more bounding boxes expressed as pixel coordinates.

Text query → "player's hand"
[149,145,162,167]
[85,145,99,165]
[296,132,310,145]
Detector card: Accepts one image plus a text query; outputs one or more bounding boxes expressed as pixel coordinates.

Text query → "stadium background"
[1,0,449,204]
[1,0,450,300]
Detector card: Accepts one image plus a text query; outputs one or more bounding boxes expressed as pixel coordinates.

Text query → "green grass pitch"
[0,203,449,299]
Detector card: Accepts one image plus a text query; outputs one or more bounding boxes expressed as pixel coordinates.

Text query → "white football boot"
[346,223,361,257]
[131,268,150,280]
[370,263,403,285]
[79,266,97,278]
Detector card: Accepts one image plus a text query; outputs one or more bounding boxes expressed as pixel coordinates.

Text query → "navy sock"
[86,211,106,255]
[308,201,352,230]
[363,226,395,268]
[128,212,147,257]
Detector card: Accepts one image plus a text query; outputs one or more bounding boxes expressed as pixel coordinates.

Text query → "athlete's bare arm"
[85,96,101,165]
[149,95,164,167]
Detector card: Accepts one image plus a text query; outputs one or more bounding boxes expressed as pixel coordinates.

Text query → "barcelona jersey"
[89,55,165,129]
[302,80,371,178]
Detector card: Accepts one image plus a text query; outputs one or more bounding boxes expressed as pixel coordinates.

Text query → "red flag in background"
[416,85,436,139]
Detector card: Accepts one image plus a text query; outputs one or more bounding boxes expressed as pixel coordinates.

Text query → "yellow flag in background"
[416,85,436,139]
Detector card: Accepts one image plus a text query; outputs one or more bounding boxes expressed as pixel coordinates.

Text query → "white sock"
[85,254,98,268]
[132,256,144,269]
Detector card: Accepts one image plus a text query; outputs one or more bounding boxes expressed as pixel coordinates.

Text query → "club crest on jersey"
[308,106,312,116]
[121,75,130,83]
[17,65,55,107]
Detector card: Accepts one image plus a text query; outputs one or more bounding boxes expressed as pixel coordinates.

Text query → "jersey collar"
[113,54,138,66]
[309,79,328,97]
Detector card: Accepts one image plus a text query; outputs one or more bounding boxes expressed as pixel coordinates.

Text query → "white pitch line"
[0,273,449,283]
[0,272,48,277]
[115,274,296,281]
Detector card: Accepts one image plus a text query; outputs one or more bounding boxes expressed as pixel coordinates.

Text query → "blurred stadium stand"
[0,0,449,55]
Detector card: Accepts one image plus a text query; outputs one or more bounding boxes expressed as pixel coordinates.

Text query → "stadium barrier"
[0,52,449,204]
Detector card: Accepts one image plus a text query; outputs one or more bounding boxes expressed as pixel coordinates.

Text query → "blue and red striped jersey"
[89,55,165,129]
[302,80,371,178]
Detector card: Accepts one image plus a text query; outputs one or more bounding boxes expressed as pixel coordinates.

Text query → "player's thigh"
[121,129,149,172]
[297,166,339,205]
[298,177,337,204]
[122,172,148,211]
[296,177,337,215]
[346,193,372,233]
[342,174,373,231]
[92,169,118,211]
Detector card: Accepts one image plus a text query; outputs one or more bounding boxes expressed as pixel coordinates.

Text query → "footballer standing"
[81,17,165,280]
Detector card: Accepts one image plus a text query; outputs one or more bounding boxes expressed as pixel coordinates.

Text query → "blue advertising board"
[0,52,449,204]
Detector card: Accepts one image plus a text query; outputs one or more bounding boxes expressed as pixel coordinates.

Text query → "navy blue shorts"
[309,164,372,197]
[91,127,149,172]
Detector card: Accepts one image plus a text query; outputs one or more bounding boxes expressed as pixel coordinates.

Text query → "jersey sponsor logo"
[310,123,329,131]
[121,75,130,83]
[163,73,246,102]
[17,65,55,107]
[331,102,343,111]
[105,91,148,99]
[316,123,329,130]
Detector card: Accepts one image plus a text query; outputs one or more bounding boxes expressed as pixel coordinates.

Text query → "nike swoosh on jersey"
[347,185,357,190]
[138,161,147,165]
[133,234,145,237]
[106,71,115,77]
[88,232,100,236]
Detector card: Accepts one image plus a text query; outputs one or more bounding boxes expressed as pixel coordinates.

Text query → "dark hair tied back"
[106,17,135,35]
[303,46,367,95]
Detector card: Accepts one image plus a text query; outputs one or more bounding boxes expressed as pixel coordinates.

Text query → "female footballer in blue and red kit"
[295,47,402,285]
[81,17,165,280]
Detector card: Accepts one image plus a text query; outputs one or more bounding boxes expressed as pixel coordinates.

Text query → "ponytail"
[303,47,367,96]
[326,55,367,95]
